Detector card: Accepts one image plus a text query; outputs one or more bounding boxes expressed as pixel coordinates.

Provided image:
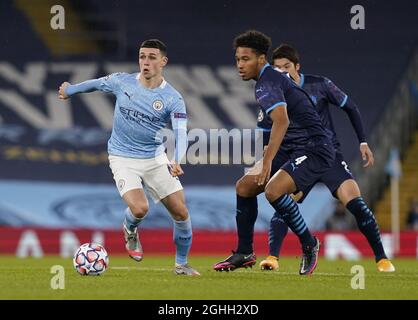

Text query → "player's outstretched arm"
[58,74,117,100]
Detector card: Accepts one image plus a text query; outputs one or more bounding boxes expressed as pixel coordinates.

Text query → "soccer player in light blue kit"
[58,39,200,276]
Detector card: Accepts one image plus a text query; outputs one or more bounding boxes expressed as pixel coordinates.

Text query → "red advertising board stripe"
[0,227,416,258]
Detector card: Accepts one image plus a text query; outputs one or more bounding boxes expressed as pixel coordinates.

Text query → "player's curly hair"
[140,39,167,56]
[233,30,271,56]
[272,44,300,65]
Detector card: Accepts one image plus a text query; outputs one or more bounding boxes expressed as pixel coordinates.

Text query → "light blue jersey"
[65,72,188,160]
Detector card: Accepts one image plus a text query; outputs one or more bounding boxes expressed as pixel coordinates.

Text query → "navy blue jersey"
[255,65,331,151]
[258,71,366,152]
[301,73,346,152]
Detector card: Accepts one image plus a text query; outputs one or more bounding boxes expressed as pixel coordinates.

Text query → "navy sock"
[268,212,289,257]
[346,197,387,261]
[270,194,315,249]
[236,195,258,254]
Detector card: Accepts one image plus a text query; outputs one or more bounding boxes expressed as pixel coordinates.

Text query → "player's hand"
[360,143,374,168]
[58,82,70,100]
[169,161,184,177]
[257,159,271,186]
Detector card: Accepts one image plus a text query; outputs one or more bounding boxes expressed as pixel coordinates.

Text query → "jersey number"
[295,155,308,165]
[342,161,351,173]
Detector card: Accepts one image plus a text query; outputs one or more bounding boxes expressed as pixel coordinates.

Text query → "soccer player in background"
[258,44,394,272]
[58,39,200,276]
[214,30,336,275]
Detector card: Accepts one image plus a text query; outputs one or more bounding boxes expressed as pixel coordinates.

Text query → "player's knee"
[130,203,149,218]
[170,203,189,221]
[235,179,245,195]
[265,185,280,203]
[337,180,361,206]
[236,178,258,197]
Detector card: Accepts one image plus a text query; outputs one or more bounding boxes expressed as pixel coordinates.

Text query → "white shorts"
[108,153,183,202]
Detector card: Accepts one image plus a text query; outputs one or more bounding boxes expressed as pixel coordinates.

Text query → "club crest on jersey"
[152,100,164,111]
[257,110,264,122]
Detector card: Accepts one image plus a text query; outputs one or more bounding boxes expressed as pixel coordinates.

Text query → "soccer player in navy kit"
[58,39,200,276]
[214,30,336,275]
[258,44,394,272]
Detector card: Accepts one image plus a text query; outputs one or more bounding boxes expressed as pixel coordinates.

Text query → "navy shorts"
[270,148,290,177]
[281,144,336,202]
[321,152,354,195]
[300,151,354,201]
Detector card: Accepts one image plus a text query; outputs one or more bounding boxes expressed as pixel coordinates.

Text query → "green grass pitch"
[0,255,417,300]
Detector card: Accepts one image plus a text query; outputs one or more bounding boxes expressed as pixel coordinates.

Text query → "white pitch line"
[111,266,172,271]
[110,267,418,278]
[274,272,349,276]
[110,267,346,276]
[231,269,348,276]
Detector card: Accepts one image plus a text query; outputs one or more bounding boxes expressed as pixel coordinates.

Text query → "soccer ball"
[73,243,109,276]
